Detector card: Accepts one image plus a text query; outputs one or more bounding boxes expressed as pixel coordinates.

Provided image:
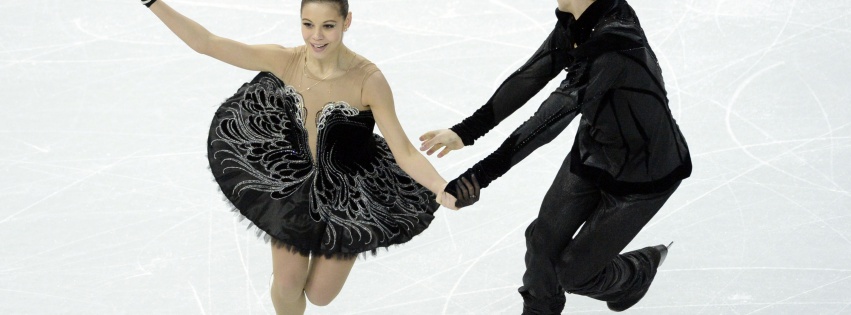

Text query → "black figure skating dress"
[207,48,438,259]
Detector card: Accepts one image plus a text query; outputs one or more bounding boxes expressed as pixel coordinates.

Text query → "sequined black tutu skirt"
[207,72,438,259]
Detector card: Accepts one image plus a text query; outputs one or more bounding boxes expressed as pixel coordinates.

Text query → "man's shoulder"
[593,10,643,42]
[573,13,648,60]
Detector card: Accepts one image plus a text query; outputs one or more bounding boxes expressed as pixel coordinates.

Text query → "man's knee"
[525,219,553,248]
[557,251,597,293]
[525,219,538,238]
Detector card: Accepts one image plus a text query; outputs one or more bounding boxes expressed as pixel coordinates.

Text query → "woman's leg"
[270,245,310,315]
[303,256,357,306]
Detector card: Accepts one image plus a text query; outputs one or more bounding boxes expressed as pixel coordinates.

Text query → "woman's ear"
[344,12,352,31]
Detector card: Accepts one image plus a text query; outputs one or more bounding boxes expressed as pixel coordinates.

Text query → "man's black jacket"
[446,0,691,197]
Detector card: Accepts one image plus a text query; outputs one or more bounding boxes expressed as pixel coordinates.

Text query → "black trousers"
[520,155,680,314]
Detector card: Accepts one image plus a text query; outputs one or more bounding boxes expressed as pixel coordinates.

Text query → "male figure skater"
[420,0,692,313]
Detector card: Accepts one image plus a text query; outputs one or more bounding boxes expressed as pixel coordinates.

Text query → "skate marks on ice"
[1,0,850,314]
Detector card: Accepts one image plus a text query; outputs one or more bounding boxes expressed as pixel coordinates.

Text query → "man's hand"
[419,129,464,158]
[451,175,481,208]
[443,174,481,209]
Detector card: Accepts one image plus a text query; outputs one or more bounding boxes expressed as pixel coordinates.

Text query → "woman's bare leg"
[303,256,357,306]
[270,245,310,315]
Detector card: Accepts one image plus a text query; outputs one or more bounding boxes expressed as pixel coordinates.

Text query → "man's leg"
[555,182,680,301]
[520,157,600,315]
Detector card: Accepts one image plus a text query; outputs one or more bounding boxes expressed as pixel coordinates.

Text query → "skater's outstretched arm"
[144,0,289,73]
[364,70,459,209]
[418,23,570,158]
[445,52,627,207]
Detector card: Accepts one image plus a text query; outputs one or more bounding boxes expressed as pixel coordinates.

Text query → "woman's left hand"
[437,185,460,210]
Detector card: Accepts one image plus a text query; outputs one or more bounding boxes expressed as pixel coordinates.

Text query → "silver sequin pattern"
[210,75,435,251]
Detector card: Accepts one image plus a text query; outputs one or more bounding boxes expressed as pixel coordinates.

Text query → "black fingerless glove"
[444,174,481,208]
[142,0,157,8]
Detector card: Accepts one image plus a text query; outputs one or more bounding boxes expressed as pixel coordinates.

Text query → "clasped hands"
[419,129,480,210]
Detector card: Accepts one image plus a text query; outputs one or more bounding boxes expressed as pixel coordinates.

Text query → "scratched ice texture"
[1,0,850,314]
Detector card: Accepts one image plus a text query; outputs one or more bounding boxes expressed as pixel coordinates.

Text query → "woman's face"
[300,2,351,60]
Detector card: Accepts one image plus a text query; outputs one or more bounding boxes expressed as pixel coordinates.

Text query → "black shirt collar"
[555,0,618,45]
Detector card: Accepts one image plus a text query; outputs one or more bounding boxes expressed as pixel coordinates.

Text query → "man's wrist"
[449,125,474,146]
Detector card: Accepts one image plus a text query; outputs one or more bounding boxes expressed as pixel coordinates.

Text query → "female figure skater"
[420,0,691,313]
[142,0,458,313]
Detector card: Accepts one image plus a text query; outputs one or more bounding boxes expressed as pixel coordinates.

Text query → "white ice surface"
[2,1,850,314]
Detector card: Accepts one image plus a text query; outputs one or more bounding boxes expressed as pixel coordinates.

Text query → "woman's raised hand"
[419,129,464,158]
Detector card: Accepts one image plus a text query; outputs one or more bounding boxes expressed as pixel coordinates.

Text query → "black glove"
[142,0,157,7]
[444,174,481,208]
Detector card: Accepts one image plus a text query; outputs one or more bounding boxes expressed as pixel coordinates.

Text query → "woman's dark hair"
[301,0,349,19]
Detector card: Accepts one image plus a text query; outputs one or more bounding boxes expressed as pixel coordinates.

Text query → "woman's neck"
[305,45,349,77]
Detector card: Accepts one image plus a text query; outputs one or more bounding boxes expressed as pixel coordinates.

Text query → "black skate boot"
[607,242,672,312]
